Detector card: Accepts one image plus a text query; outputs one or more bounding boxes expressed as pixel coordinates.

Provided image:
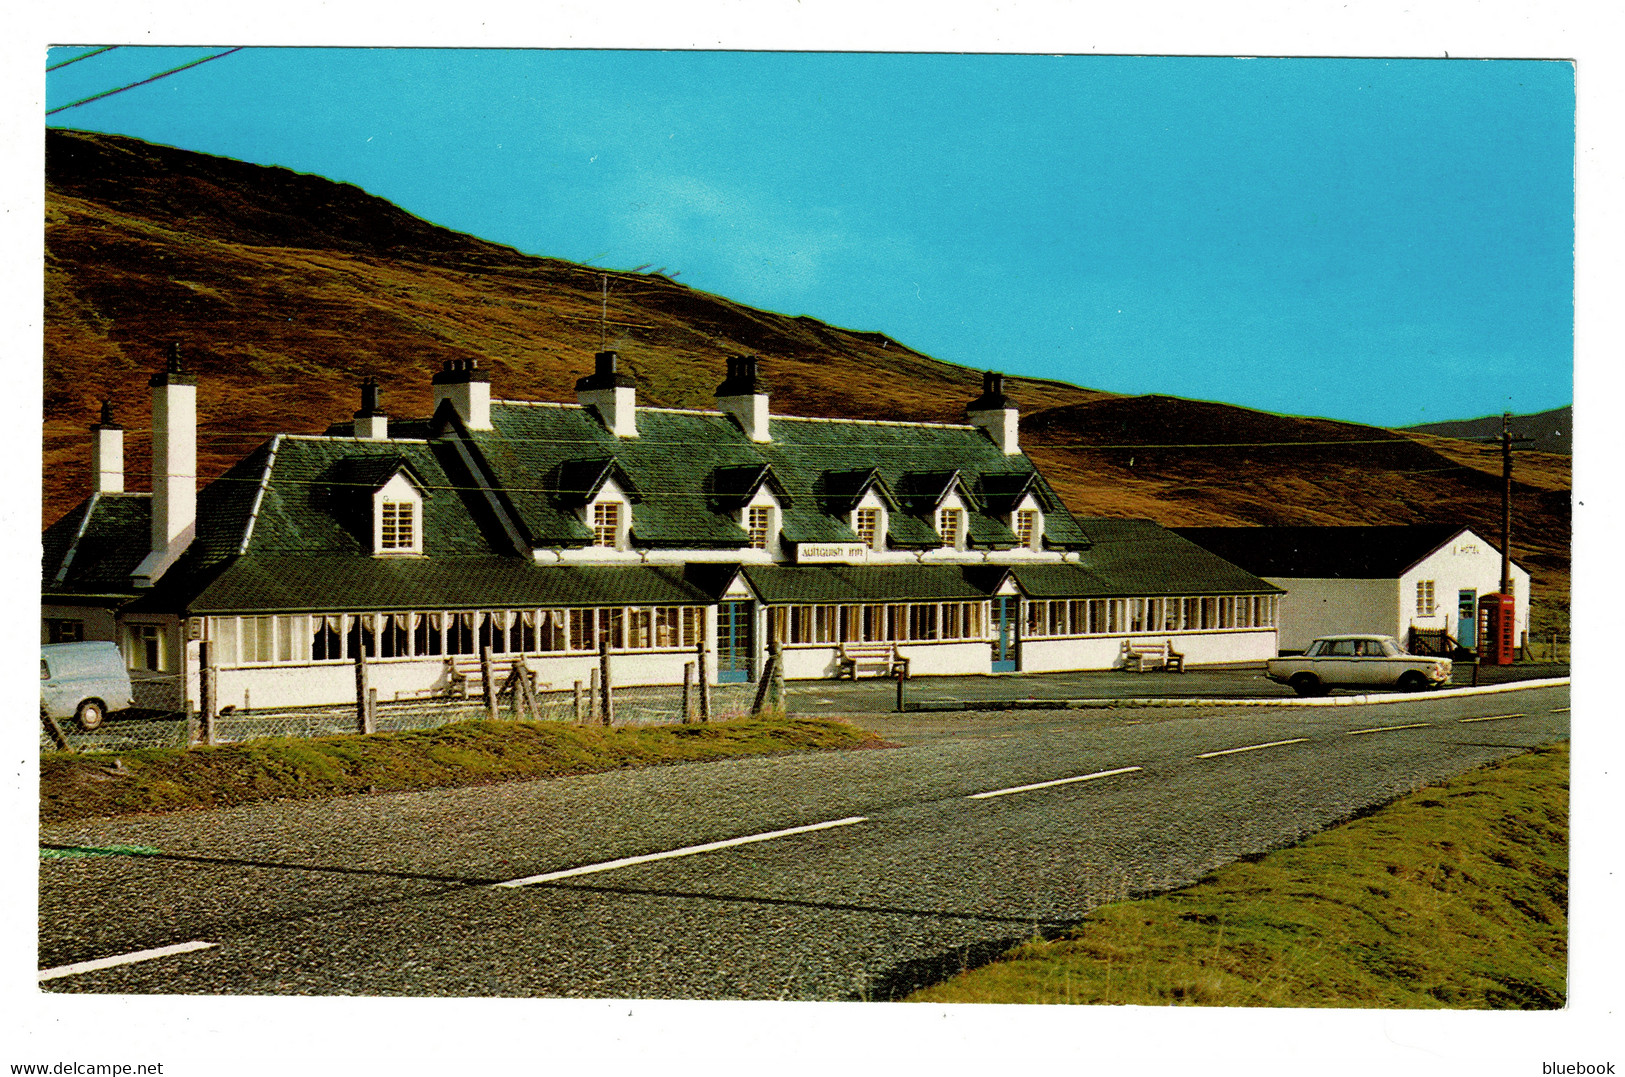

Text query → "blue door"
[992,596,1018,672]
[717,601,754,683]
[1457,589,1477,648]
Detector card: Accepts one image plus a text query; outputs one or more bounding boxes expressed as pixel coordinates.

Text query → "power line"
[46,47,243,116]
[46,46,118,72]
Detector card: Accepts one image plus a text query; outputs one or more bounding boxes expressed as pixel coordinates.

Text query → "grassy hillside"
[43,129,1571,631]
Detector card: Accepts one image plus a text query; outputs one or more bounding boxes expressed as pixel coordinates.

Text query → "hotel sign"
[795,542,868,564]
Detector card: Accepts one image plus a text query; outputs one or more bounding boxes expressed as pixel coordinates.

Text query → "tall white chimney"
[353,377,389,440]
[966,370,1019,455]
[432,359,491,430]
[576,351,638,437]
[715,356,770,443]
[90,399,124,494]
[133,343,197,586]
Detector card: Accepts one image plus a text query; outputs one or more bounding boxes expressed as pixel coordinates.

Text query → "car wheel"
[1289,673,1324,697]
[1397,671,1427,692]
[75,699,105,732]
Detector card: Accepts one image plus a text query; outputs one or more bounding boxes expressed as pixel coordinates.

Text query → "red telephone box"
[1476,593,1517,666]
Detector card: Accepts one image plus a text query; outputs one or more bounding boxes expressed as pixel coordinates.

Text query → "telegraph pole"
[1500,411,1513,596]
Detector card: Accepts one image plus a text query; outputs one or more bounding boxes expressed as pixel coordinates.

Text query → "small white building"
[42,349,1283,712]
[1173,525,1531,654]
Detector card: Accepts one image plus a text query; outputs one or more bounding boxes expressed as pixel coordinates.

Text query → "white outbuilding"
[1172,525,1530,654]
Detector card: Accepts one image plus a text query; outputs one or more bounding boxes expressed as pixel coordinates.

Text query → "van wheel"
[1397,671,1427,692]
[75,700,105,732]
[1289,673,1324,697]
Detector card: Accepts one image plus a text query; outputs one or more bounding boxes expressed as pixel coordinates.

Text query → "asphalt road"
[39,681,1569,999]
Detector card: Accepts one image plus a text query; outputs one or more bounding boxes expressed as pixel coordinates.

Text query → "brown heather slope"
[43,130,1570,632]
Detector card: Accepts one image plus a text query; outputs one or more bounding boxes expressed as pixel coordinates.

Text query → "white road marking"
[493,816,869,888]
[39,940,216,983]
[1550,707,1570,713]
[1198,738,1309,759]
[968,765,1143,800]
[1459,712,1525,723]
[1345,723,1433,736]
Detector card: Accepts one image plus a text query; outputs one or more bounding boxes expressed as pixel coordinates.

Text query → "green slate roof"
[1058,518,1285,597]
[138,556,715,615]
[459,403,1091,552]
[230,436,501,560]
[41,493,151,596]
[740,564,1002,604]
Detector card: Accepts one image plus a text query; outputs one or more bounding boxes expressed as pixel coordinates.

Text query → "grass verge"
[909,742,1568,1008]
[41,717,885,824]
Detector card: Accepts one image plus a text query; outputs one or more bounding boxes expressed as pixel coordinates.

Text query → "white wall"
[1269,529,1534,652]
[1021,629,1277,672]
[1398,531,1531,645]
[1268,577,1397,652]
[212,648,718,711]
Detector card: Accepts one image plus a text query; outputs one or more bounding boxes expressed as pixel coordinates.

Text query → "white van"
[41,641,134,731]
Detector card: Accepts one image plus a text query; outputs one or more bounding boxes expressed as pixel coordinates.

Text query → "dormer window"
[1014,509,1038,550]
[855,508,882,551]
[938,507,963,549]
[368,469,426,556]
[381,500,416,551]
[747,506,772,549]
[593,502,622,548]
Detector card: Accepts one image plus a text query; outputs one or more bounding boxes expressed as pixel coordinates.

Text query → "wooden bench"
[1122,639,1185,673]
[443,653,545,698]
[835,643,910,680]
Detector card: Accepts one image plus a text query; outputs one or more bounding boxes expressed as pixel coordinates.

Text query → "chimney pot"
[967,369,1019,454]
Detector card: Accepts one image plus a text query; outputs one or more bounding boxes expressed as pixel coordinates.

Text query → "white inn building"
[42,349,1284,711]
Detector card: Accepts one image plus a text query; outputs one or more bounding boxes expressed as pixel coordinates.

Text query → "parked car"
[1265,634,1452,697]
[41,641,134,731]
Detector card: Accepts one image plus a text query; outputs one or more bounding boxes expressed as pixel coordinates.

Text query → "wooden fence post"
[599,637,613,726]
[201,641,217,746]
[770,639,786,714]
[353,639,371,735]
[367,688,378,734]
[682,661,694,723]
[480,645,498,721]
[588,669,599,723]
[574,679,584,723]
[41,708,72,752]
[696,634,711,723]
[751,641,780,717]
[895,664,907,712]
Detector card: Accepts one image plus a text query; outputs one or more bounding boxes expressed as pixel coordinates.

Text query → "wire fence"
[42,671,773,754]
[1523,633,1570,663]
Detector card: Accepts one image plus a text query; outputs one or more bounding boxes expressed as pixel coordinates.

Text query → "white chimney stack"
[432,359,491,431]
[715,356,771,443]
[354,377,389,440]
[90,399,124,494]
[966,370,1019,455]
[133,343,197,586]
[576,351,638,437]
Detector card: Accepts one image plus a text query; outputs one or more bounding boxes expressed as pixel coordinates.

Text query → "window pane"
[213,617,238,667]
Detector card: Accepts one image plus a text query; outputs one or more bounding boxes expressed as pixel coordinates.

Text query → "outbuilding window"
[123,623,168,672]
[1416,580,1437,616]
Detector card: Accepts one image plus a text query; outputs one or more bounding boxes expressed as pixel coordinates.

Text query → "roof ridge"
[775,415,978,430]
[283,434,433,444]
[52,493,102,586]
[238,434,282,555]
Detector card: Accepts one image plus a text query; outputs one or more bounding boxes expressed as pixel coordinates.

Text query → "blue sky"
[46,47,1574,427]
